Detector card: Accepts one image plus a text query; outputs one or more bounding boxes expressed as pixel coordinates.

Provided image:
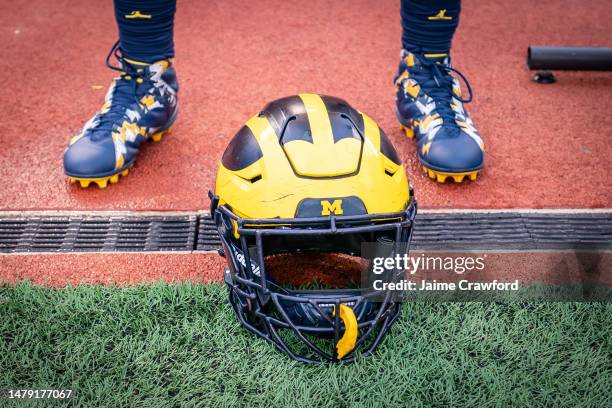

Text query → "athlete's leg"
[63,0,179,188]
[401,0,460,55]
[114,0,176,63]
[395,0,485,183]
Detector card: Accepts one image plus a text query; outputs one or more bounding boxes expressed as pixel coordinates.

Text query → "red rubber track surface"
[0,253,225,286]
[1,0,611,211]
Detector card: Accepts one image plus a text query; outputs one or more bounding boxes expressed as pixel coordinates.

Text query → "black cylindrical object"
[527,46,612,71]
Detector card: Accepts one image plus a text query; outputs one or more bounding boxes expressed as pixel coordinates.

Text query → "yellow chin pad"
[333,304,358,360]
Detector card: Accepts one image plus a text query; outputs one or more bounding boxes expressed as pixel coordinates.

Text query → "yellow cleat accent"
[400,124,414,139]
[422,167,480,184]
[95,179,108,189]
[436,173,447,183]
[69,167,133,189]
[151,127,172,142]
[422,142,431,156]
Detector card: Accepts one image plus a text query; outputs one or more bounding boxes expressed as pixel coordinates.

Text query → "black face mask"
[212,193,416,364]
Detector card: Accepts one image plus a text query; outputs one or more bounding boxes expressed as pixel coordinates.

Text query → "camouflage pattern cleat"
[394,50,484,183]
[64,42,178,188]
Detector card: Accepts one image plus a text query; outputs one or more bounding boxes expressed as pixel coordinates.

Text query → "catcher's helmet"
[210,94,416,363]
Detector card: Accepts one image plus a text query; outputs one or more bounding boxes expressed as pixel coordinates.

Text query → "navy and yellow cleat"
[394,50,484,183]
[64,41,178,188]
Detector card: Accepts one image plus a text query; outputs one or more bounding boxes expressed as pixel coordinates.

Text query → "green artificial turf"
[0,281,610,408]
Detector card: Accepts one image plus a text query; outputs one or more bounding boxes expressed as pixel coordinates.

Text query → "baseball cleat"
[63,41,178,188]
[394,50,484,183]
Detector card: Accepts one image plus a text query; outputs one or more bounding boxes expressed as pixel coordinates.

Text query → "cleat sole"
[68,125,173,189]
[422,166,480,184]
[69,167,132,189]
[151,127,172,142]
[400,124,415,139]
[400,109,482,185]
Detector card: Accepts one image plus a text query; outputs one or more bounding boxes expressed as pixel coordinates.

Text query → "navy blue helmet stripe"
[221,125,263,171]
[261,95,310,143]
[379,128,402,165]
[320,95,365,135]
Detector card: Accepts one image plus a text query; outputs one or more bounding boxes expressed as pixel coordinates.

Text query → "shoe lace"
[89,40,151,140]
[410,54,473,129]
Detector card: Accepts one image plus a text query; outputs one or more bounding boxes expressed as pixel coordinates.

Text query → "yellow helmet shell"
[215,93,410,219]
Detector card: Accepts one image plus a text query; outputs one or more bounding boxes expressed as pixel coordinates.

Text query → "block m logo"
[320,199,344,215]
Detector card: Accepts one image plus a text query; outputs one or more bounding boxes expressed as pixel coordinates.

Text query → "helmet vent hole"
[236,174,262,183]
[385,168,397,177]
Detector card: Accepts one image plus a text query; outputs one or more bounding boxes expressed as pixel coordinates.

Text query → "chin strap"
[334,304,358,360]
